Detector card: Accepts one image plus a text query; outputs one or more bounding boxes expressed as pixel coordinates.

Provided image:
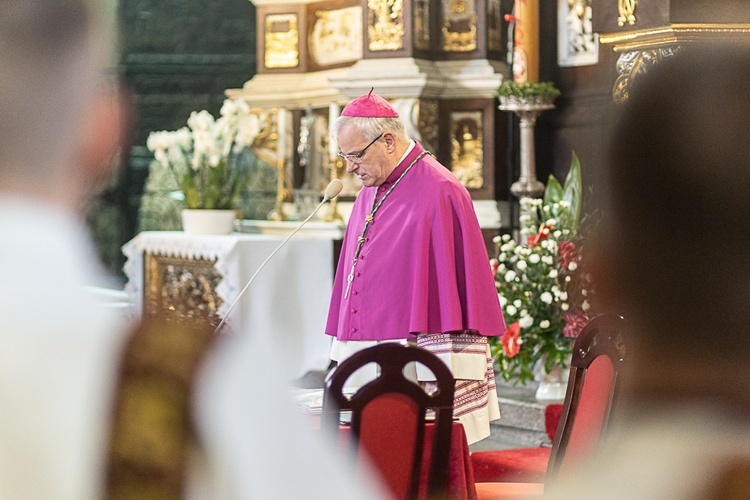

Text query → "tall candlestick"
[514,0,539,83]
[329,103,340,160]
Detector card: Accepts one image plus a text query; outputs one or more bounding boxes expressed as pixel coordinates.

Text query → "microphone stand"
[213,180,343,335]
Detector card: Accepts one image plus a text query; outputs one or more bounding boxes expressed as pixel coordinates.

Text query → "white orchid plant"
[146,99,262,210]
[490,153,596,384]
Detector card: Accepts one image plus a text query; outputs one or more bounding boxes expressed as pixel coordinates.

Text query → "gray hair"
[332,116,409,143]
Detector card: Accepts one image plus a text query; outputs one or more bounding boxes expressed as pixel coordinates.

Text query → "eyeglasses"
[337,133,383,164]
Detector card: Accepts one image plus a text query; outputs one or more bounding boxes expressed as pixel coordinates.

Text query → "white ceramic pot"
[181,209,237,235]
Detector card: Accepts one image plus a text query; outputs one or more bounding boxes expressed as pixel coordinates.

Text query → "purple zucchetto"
[341,88,399,118]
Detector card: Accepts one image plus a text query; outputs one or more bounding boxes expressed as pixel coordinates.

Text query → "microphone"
[213,179,344,334]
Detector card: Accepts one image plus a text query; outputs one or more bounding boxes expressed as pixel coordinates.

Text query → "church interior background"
[89,0,601,278]
[93,0,750,281]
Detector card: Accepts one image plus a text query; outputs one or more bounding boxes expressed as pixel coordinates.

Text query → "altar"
[123,230,343,379]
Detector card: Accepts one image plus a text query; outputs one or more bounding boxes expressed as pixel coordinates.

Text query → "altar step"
[469,378,560,453]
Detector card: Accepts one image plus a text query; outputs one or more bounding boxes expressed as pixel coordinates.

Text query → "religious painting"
[557,0,599,67]
[265,13,300,69]
[367,0,404,52]
[144,253,223,326]
[310,6,363,68]
[442,0,477,52]
[450,111,484,190]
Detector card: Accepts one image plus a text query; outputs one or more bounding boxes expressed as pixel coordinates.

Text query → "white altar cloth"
[123,231,335,380]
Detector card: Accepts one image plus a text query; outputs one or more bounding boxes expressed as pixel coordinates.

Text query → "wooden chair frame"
[545,313,627,483]
[322,343,456,499]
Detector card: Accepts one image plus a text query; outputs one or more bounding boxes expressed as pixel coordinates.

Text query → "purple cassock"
[325,142,505,342]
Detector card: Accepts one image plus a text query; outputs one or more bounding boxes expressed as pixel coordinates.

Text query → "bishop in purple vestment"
[324,90,505,444]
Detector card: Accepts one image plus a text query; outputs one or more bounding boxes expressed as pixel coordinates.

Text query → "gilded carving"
[450,112,484,190]
[144,253,223,326]
[442,0,477,52]
[417,99,439,152]
[414,0,430,51]
[617,0,637,27]
[265,13,299,68]
[367,0,404,52]
[613,47,679,103]
[310,6,363,66]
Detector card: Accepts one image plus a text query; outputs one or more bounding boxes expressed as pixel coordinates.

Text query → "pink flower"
[501,323,521,358]
[563,310,589,338]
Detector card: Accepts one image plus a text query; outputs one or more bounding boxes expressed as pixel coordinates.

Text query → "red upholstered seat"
[471,404,562,482]
[471,314,627,498]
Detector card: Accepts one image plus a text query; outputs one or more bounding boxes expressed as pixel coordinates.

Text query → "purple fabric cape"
[325,142,505,341]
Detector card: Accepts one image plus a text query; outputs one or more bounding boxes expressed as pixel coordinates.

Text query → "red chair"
[472,314,627,498]
[321,343,456,500]
[471,403,562,483]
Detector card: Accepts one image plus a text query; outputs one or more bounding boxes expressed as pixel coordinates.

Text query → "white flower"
[540,292,553,304]
[493,235,502,245]
[581,289,588,297]
[540,240,549,249]
[561,303,570,311]
[499,252,507,261]
[565,276,572,282]
[506,305,517,316]
[513,299,522,308]
[502,234,512,242]
[548,269,558,278]
[498,264,507,273]
[559,291,568,301]
[542,256,554,265]
[582,300,591,311]
[568,262,578,271]
[518,315,534,328]
[559,200,571,208]
[529,254,540,264]
[499,295,508,307]
[540,320,550,329]
[545,218,557,227]
[504,270,517,282]
[553,230,562,239]
[516,260,527,271]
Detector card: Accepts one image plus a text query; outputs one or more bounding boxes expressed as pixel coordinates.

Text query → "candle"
[513,0,539,83]
[277,108,287,161]
[329,103,340,160]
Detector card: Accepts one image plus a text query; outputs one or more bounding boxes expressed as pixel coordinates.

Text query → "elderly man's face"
[337,124,392,187]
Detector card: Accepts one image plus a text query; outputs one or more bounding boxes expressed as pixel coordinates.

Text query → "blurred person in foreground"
[545,44,750,499]
[0,1,385,498]
[325,91,505,445]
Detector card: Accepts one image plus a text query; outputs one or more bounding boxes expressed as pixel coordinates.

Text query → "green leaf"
[544,174,563,206]
[562,152,582,231]
[181,174,200,209]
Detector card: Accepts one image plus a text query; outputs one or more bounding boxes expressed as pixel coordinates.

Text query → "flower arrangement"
[146,99,263,210]
[490,153,595,383]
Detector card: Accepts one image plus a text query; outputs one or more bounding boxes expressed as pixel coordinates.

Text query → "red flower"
[528,223,551,249]
[501,323,521,358]
[563,310,589,338]
[490,258,499,275]
[558,241,578,269]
